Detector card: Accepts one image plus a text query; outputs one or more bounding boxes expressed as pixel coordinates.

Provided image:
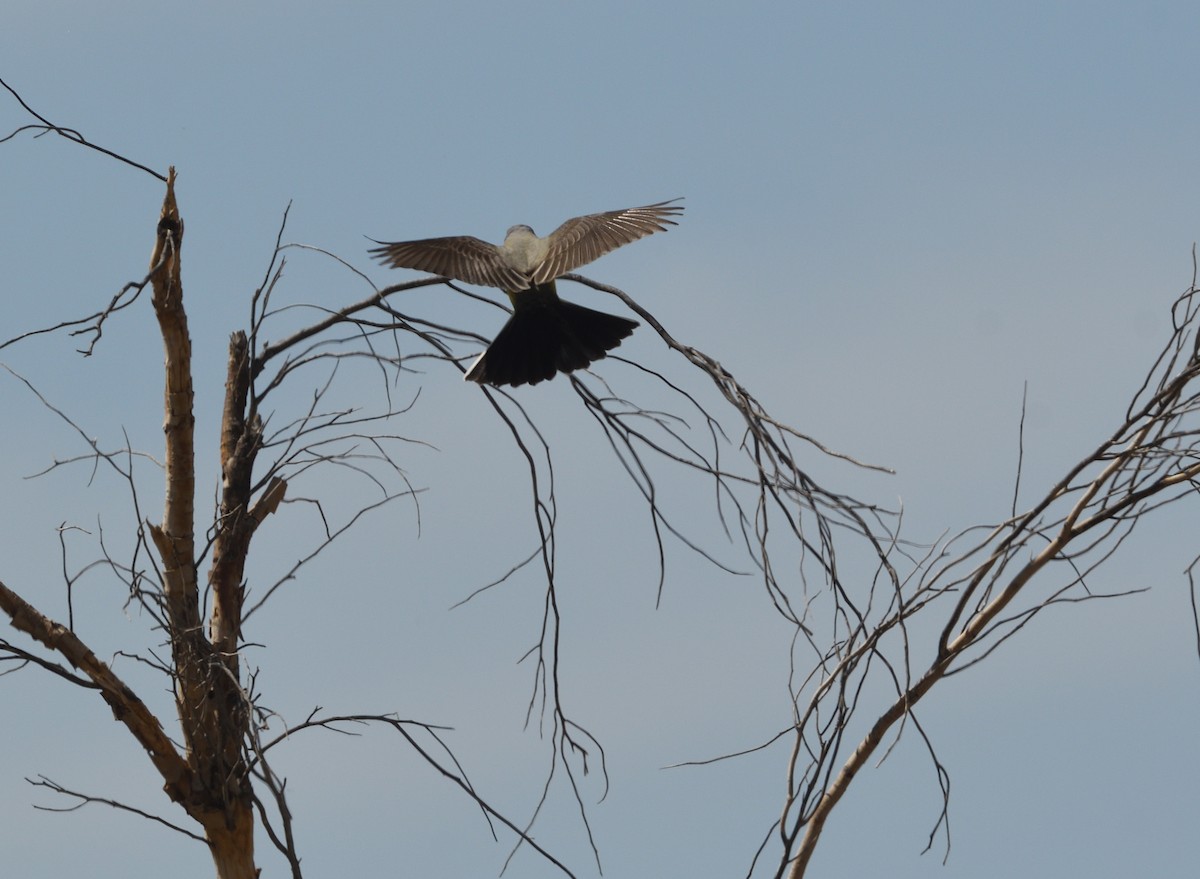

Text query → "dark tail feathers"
[465,299,638,387]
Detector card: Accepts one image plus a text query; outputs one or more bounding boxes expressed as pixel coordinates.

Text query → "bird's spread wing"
[532,199,684,284]
[369,235,529,290]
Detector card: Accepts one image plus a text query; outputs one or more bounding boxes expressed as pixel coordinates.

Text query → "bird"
[369,199,683,387]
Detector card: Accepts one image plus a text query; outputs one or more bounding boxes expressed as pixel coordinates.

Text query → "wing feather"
[369,236,529,290]
[532,198,684,284]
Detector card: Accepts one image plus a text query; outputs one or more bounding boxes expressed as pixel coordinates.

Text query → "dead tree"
[0,162,582,876]
[4,79,1198,878]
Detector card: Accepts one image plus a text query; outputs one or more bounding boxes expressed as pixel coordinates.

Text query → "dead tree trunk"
[142,167,271,879]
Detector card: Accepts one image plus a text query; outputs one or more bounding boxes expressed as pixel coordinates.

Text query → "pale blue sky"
[3,2,1199,877]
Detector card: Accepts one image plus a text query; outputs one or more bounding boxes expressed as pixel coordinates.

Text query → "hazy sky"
[3,3,1199,877]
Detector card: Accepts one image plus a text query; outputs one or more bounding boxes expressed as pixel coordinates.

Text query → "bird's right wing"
[532,199,684,284]
[369,235,529,290]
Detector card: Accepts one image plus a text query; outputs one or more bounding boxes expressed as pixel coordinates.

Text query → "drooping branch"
[253,709,581,879]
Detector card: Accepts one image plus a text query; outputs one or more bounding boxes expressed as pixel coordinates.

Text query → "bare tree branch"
[0,579,194,802]
[0,75,166,181]
[29,775,208,844]
[777,283,1200,877]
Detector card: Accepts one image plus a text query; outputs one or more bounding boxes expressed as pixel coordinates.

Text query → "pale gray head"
[505,223,536,240]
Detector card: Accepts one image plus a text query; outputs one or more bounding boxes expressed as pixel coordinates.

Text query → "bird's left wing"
[369,235,529,290]
[532,198,684,284]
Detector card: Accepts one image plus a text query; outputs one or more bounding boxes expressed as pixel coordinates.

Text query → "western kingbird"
[369,199,683,387]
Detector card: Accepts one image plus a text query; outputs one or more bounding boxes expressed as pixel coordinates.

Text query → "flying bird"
[369,199,683,387]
